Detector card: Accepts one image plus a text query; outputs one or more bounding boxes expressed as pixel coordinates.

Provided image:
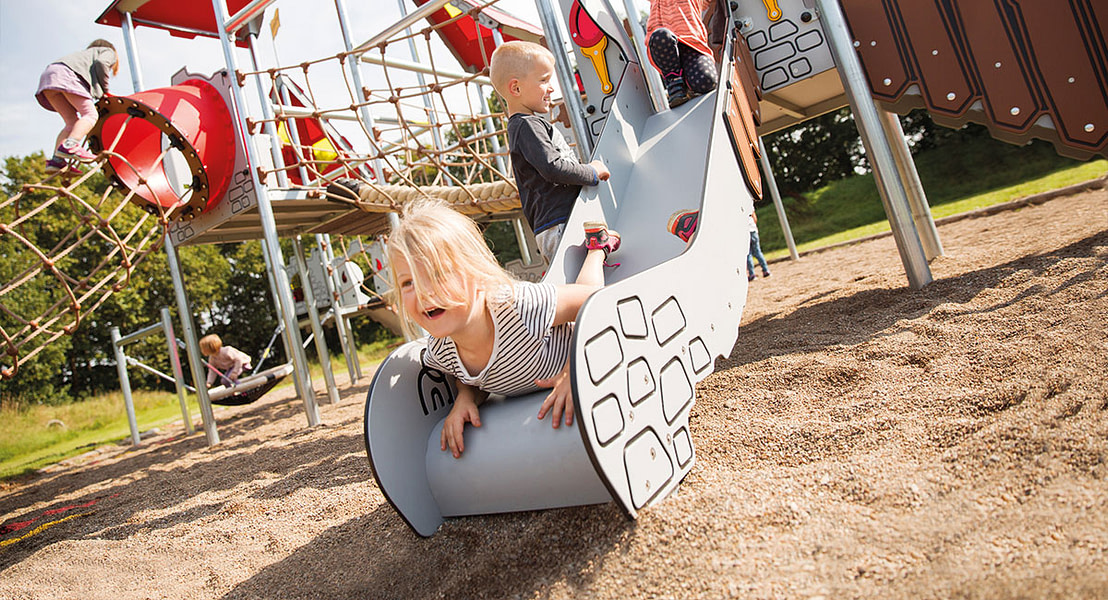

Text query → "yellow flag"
[270,8,281,38]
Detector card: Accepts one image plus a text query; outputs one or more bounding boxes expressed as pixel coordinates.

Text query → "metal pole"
[257,237,301,388]
[814,0,932,289]
[165,234,220,444]
[396,0,447,157]
[211,0,321,425]
[877,107,943,260]
[160,307,193,435]
[317,234,359,383]
[335,0,390,183]
[247,39,293,188]
[110,326,142,446]
[294,237,341,404]
[120,12,145,93]
[758,138,799,260]
[535,0,594,159]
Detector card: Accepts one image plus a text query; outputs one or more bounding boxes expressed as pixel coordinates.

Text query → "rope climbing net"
[0,164,169,379]
[257,0,529,216]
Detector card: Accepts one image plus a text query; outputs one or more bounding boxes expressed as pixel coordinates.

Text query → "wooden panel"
[840,0,1107,158]
[950,0,1039,132]
[1009,0,1108,151]
[725,64,763,200]
[891,0,974,116]
[840,0,912,102]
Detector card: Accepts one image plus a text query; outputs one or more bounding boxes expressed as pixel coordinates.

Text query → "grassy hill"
[756,135,1107,257]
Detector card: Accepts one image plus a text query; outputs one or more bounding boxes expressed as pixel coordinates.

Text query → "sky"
[0,0,563,161]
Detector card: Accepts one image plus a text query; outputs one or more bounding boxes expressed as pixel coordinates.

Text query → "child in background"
[747,211,770,281]
[388,199,620,458]
[646,0,719,108]
[35,40,119,175]
[489,41,611,260]
[198,334,253,388]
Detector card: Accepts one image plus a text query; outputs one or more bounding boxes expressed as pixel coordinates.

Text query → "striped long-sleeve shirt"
[423,282,572,396]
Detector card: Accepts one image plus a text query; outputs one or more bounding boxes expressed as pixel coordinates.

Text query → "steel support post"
[758,139,799,260]
[165,235,220,444]
[535,0,594,159]
[877,107,943,259]
[160,307,193,435]
[294,237,341,404]
[814,0,932,289]
[212,0,320,425]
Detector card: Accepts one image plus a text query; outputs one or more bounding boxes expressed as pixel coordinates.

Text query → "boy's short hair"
[199,334,222,356]
[489,41,554,99]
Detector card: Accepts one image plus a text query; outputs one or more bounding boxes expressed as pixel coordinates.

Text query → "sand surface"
[2,185,1107,599]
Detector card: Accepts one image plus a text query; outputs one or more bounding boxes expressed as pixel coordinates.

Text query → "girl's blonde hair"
[387,199,516,336]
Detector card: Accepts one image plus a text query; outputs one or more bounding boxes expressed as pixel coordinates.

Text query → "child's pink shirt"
[647,0,714,62]
[206,345,253,387]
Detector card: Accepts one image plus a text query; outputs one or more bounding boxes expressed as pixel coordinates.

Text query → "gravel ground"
[2,185,1106,600]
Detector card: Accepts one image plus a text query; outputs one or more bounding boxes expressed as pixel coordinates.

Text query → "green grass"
[0,341,399,481]
[0,390,201,480]
[757,136,1108,259]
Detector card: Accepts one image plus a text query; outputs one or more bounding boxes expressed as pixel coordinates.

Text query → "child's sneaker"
[54,143,97,163]
[584,221,621,266]
[45,157,82,177]
[664,73,690,109]
[667,209,699,243]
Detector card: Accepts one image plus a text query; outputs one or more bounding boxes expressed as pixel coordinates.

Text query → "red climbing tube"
[89,78,236,220]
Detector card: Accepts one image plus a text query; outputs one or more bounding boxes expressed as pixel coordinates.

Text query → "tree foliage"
[0,154,276,406]
[761,107,988,201]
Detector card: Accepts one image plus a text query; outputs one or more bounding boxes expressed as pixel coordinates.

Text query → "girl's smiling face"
[393,252,476,339]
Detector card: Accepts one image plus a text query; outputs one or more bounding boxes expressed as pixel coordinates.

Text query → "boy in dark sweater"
[490,41,611,259]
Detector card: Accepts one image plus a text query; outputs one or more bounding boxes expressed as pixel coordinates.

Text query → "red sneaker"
[584,221,621,266]
[667,209,699,243]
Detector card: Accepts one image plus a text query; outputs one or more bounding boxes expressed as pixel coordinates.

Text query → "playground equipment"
[2,0,1104,529]
[366,0,761,536]
[207,363,295,405]
[110,307,195,445]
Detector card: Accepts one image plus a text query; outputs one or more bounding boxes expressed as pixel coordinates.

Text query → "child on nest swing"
[199,334,253,388]
[388,198,621,459]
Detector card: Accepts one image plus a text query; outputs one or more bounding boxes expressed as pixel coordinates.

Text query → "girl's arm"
[551,283,600,326]
[440,380,488,458]
[535,281,602,426]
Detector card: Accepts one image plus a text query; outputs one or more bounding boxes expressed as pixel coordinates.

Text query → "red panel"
[96,0,255,47]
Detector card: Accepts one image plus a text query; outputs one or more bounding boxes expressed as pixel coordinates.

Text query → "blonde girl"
[387,199,620,458]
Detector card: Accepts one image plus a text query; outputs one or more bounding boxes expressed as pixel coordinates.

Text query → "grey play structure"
[90,0,962,535]
[366,0,758,536]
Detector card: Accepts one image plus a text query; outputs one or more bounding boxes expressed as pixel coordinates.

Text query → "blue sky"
[0,0,554,160]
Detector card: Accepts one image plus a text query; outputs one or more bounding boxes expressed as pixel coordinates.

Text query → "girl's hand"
[535,365,574,428]
[441,395,481,458]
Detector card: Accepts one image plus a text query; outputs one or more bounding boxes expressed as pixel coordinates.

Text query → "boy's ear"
[507,77,521,97]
